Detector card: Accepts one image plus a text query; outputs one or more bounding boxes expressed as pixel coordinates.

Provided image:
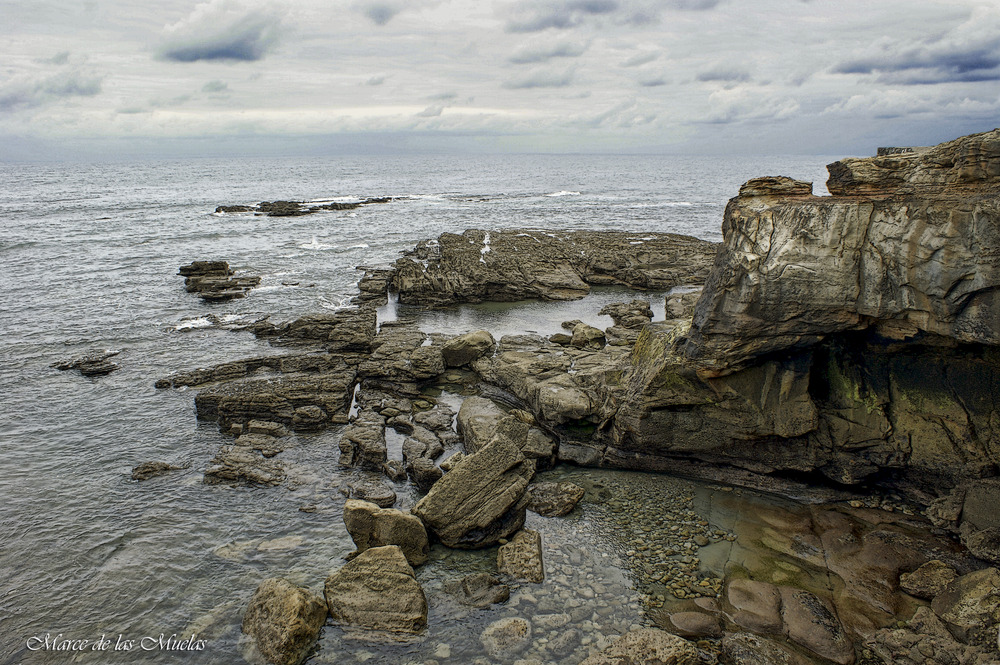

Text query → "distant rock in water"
[215,197,393,217]
[178,261,260,301]
[51,349,120,376]
[131,461,190,481]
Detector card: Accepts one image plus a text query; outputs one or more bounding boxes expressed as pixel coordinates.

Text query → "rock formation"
[51,349,120,376]
[390,229,717,306]
[215,197,393,217]
[604,129,1000,493]
[178,261,260,301]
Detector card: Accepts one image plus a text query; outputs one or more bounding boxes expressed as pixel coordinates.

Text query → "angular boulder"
[242,577,327,665]
[442,330,496,367]
[527,481,585,517]
[412,431,535,549]
[324,546,428,634]
[342,500,429,566]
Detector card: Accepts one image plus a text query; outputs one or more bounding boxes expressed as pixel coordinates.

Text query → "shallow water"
[1,153,843,664]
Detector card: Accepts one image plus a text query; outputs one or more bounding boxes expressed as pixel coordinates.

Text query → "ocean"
[0,153,837,664]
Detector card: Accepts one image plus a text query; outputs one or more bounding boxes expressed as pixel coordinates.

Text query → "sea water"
[0,153,837,664]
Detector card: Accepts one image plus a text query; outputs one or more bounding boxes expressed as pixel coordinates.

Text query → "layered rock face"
[612,130,1000,490]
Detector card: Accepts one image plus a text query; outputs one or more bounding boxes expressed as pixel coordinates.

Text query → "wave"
[299,236,337,250]
[545,190,581,197]
[319,295,357,311]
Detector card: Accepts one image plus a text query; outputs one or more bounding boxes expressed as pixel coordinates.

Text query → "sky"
[1,0,999,159]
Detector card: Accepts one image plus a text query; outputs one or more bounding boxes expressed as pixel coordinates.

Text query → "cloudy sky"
[2,0,998,158]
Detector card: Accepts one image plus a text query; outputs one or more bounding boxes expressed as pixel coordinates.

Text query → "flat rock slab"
[497,529,544,583]
[242,578,327,665]
[324,546,427,635]
[900,560,958,600]
[480,617,532,660]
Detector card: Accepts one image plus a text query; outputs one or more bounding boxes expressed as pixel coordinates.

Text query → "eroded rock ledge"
[377,228,718,307]
[611,129,1000,494]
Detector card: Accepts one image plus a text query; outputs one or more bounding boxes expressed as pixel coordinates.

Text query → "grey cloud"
[621,51,658,67]
[833,15,1000,85]
[505,0,617,33]
[0,70,102,111]
[509,41,588,64]
[46,51,71,65]
[202,80,229,93]
[697,67,751,83]
[637,75,667,87]
[502,67,576,88]
[359,2,401,26]
[365,75,387,86]
[416,105,444,117]
[427,91,458,100]
[158,2,281,62]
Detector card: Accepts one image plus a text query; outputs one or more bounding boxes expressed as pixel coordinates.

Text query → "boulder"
[570,323,606,350]
[409,457,443,492]
[930,567,1000,647]
[779,586,854,664]
[527,481,585,517]
[900,560,958,600]
[663,611,722,639]
[665,288,703,320]
[254,308,376,353]
[412,431,535,549]
[497,529,544,583]
[342,479,397,508]
[866,605,1000,665]
[480,617,533,660]
[579,628,699,665]
[324,546,428,634]
[358,324,445,383]
[599,299,653,329]
[342,500,429,566]
[457,396,507,453]
[242,578,327,665]
[442,330,496,367]
[413,406,456,432]
[338,416,387,470]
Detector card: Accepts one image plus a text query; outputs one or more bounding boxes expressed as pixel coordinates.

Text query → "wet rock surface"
[130,460,190,481]
[343,499,429,567]
[497,528,545,583]
[579,628,699,665]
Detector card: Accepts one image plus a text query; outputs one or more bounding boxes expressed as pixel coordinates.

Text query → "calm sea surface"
[0,153,837,664]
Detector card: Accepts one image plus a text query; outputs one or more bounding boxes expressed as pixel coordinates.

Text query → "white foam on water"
[546,190,581,197]
[174,316,213,331]
[299,236,336,250]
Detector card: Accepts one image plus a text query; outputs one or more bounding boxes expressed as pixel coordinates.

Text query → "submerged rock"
[527,481,585,517]
[131,460,190,481]
[497,529,544,583]
[480,617,532,660]
[449,573,510,608]
[203,447,286,486]
[579,628,698,665]
[242,578,327,665]
[324,546,428,635]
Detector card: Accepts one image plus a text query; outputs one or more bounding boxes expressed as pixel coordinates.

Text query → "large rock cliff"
[610,130,1000,491]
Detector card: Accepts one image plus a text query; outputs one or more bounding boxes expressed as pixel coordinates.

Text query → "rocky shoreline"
[153,130,1000,665]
